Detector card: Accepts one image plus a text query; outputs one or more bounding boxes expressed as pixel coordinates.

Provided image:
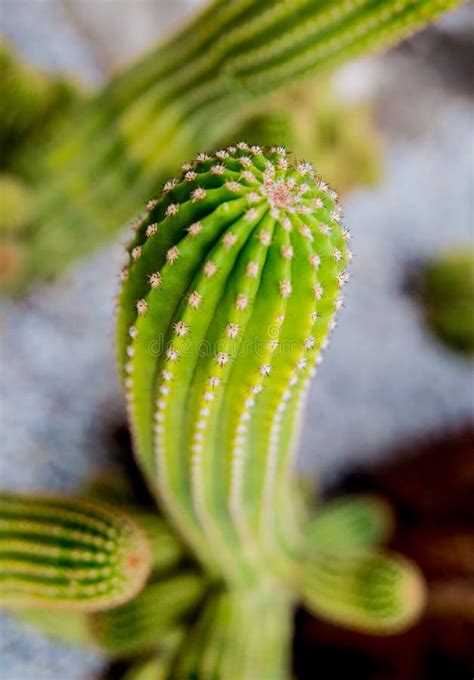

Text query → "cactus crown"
[116,144,350,582]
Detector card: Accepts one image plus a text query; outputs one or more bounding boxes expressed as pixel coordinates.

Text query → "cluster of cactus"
[2,146,425,679]
[0,41,82,292]
[415,247,474,354]
[2,0,459,292]
[223,76,381,196]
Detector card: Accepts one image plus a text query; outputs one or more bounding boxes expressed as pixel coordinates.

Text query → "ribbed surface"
[0,493,152,610]
[117,144,349,582]
[172,587,292,680]
[92,573,204,656]
[308,495,394,552]
[25,0,460,286]
[300,551,426,633]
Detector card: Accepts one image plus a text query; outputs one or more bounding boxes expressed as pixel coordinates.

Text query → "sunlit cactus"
[0,40,82,173]
[117,144,350,577]
[91,573,204,656]
[308,494,395,552]
[17,0,460,290]
[113,144,425,677]
[0,493,152,611]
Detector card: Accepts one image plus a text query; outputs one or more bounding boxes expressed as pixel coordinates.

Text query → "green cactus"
[417,247,474,354]
[123,656,170,680]
[2,145,426,676]
[222,77,381,196]
[112,144,425,677]
[9,0,459,290]
[116,145,349,574]
[0,41,82,174]
[11,468,208,659]
[299,550,425,634]
[91,573,204,656]
[0,493,152,611]
[308,494,395,552]
[0,174,35,234]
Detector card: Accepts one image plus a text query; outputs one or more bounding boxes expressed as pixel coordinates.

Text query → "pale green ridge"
[117,145,350,586]
[308,495,395,553]
[0,493,152,611]
[299,550,426,634]
[91,573,204,656]
[15,0,459,288]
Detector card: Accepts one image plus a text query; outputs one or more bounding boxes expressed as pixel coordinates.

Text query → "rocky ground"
[1,2,473,678]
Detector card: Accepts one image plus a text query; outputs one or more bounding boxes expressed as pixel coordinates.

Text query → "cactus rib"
[19,0,460,288]
[0,493,152,610]
[117,145,350,584]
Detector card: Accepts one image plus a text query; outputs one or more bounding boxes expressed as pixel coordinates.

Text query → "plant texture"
[223,77,381,196]
[0,493,151,610]
[416,247,474,354]
[2,148,426,678]
[0,41,82,175]
[112,144,425,677]
[8,0,459,290]
[0,41,81,292]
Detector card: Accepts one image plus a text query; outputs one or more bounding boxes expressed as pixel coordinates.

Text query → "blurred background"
[0,1,473,679]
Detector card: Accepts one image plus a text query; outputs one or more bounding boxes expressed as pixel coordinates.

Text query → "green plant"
[223,76,381,196]
[416,247,474,354]
[0,174,34,234]
[0,493,151,610]
[0,41,82,175]
[0,42,81,292]
[114,144,424,676]
[2,146,426,678]
[7,0,459,290]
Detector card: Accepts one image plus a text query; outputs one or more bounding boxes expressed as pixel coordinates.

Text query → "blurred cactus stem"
[23,0,460,287]
[0,493,152,611]
[417,247,474,354]
[223,77,382,196]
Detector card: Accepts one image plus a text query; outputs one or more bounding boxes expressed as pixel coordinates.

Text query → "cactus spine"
[22,0,459,288]
[117,144,349,582]
[114,145,425,677]
[0,493,152,610]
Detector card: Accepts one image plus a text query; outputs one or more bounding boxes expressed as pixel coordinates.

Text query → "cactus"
[0,174,34,234]
[91,573,204,656]
[0,493,152,611]
[113,144,425,677]
[416,247,474,354]
[9,0,459,290]
[222,77,381,196]
[0,40,82,174]
[2,145,426,676]
[308,494,395,552]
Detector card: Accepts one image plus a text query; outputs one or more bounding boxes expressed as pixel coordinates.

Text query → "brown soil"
[294,424,474,680]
